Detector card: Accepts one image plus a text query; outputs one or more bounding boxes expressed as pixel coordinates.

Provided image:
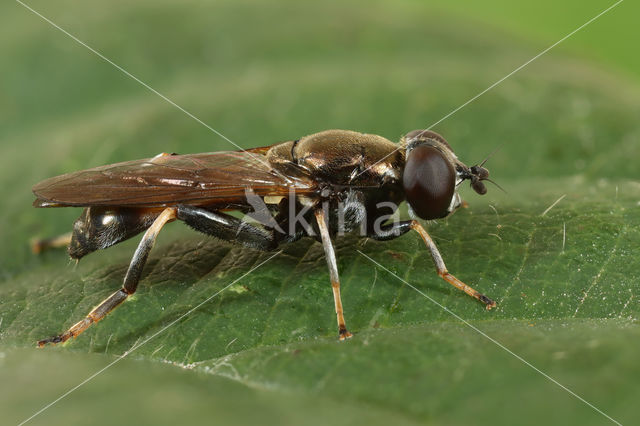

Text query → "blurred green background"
[1,0,639,425]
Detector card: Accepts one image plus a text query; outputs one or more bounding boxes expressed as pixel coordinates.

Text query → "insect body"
[33,129,495,346]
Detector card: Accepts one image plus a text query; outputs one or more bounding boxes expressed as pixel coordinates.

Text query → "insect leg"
[314,208,353,340]
[409,220,496,309]
[176,205,278,251]
[30,232,72,254]
[37,207,177,347]
[367,221,413,241]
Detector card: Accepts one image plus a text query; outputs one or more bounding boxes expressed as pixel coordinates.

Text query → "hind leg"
[38,208,177,347]
[176,205,279,250]
[31,232,72,254]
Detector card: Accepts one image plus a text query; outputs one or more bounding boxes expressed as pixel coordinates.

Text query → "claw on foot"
[479,294,497,310]
[339,328,353,341]
[37,334,68,348]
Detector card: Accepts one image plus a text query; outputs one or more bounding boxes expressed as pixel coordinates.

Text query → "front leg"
[369,220,496,309]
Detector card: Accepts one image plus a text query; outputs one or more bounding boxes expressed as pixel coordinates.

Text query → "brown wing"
[33,150,315,207]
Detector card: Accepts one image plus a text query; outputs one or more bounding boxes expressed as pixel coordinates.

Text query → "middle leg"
[314,208,352,340]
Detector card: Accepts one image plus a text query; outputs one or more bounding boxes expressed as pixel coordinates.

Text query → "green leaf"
[2,1,639,425]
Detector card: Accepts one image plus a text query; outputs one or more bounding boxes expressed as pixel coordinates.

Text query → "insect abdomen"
[69,207,163,259]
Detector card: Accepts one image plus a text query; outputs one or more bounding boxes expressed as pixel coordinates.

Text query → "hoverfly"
[33,129,495,346]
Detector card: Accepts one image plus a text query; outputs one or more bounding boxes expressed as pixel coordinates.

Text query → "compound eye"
[403,145,455,220]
